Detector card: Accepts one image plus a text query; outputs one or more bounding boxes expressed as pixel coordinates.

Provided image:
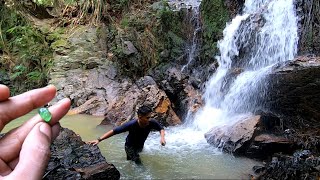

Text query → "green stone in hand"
[38,108,52,123]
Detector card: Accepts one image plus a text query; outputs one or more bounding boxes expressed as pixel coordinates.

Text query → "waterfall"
[192,0,299,132]
[181,5,201,72]
[147,0,298,152]
[167,0,202,72]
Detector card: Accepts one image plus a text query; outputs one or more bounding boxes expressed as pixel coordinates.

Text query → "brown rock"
[205,115,261,154]
[266,56,320,127]
[254,134,291,144]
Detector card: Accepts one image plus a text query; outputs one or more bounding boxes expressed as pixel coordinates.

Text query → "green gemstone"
[38,108,52,123]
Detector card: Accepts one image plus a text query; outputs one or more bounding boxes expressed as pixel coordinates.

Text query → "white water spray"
[193,0,298,132]
[181,5,201,72]
[146,0,298,151]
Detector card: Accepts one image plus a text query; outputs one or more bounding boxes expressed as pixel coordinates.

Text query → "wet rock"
[266,56,320,128]
[205,114,295,159]
[150,65,203,121]
[136,76,157,87]
[224,0,245,17]
[258,151,320,180]
[296,0,320,55]
[232,13,266,69]
[44,128,120,180]
[101,76,181,126]
[252,165,266,174]
[205,115,261,154]
[247,134,294,159]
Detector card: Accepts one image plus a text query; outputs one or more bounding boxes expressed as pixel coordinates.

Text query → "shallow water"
[3,111,261,179]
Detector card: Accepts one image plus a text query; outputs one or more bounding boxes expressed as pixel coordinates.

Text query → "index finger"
[0,85,57,131]
[0,98,71,163]
[0,85,10,102]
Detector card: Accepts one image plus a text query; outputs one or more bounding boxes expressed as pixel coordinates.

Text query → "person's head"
[137,105,152,127]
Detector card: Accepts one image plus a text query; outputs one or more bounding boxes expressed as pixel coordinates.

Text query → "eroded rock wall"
[49,26,181,126]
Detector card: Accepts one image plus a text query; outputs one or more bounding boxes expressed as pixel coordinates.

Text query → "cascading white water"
[145,0,298,166]
[193,0,299,132]
[181,5,201,72]
[167,0,202,72]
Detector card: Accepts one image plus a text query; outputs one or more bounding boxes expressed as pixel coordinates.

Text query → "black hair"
[137,105,152,116]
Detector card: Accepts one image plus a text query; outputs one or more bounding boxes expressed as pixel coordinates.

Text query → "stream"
[3,111,260,179]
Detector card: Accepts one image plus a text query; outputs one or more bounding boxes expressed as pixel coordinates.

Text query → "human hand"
[160,138,166,146]
[0,84,71,179]
[87,140,99,145]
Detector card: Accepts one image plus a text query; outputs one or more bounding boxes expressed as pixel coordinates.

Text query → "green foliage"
[46,27,69,51]
[108,0,187,78]
[154,1,186,59]
[120,17,129,28]
[200,0,229,60]
[0,5,53,94]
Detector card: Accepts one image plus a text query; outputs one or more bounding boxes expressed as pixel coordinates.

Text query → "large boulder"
[266,56,320,128]
[263,56,320,154]
[150,65,203,121]
[205,114,295,159]
[44,128,120,180]
[205,115,261,153]
[101,76,181,126]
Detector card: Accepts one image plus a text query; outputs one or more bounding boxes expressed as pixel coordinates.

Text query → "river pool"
[2,111,261,179]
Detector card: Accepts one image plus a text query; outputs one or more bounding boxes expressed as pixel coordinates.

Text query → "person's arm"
[150,119,166,146]
[87,129,114,145]
[160,129,166,146]
[87,120,134,145]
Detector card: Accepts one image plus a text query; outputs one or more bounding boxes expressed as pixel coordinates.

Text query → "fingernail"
[56,98,71,105]
[46,84,55,88]
[39,123,52,141]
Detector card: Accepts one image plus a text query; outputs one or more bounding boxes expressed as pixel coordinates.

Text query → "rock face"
[224,0,245,18]
[49,26,181,126]
[296,0,320,56]
[205,56,320,158]
[150,65,203,121]
[49,26,112,116]
[101,75,181,126]
[266,56,320,128]
[44,128,120,180]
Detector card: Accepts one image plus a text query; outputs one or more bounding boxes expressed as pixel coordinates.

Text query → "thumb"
[11,123,52,179]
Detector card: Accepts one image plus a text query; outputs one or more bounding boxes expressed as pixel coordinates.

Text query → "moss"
[50,39,69,49]
[154,2,186,61]
[200,0,229,60]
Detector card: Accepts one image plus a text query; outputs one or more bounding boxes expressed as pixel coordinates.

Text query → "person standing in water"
[88,105,166,164]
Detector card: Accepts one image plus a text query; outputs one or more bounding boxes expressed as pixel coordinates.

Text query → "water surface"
[3,111,261,179]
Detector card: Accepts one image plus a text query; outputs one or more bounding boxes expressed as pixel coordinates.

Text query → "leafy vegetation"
[200,0,229,60]
[155,1,185,59]
[0,3,53,94]
[0,0,229,93]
